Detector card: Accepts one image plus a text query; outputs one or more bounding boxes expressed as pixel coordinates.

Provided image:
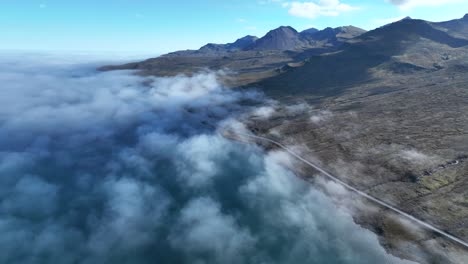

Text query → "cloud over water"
[0,53,414,264]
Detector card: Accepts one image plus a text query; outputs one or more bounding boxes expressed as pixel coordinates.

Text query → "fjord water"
[0,53,414,264]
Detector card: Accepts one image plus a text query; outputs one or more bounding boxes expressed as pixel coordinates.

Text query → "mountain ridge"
[257,15,468,96]
[199,35,259,52]
[100,14,468,90]
[162,24,366,57]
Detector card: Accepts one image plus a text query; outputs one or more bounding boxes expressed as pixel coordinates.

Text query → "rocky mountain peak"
[237,35,258,41]
[300,27,319,35]
[231,35,258,49]
[266,26,299,36]
[250,26,302,50]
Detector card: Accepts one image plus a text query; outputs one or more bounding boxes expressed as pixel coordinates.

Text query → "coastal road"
[223,129,468,249]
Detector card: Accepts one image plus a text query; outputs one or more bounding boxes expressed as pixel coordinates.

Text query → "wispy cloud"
[259,0,286,5]
[386,0,468,10]
[245,26,258,31]
[283,1,359,19]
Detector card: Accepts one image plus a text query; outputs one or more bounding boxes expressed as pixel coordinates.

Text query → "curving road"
[223,129,468,249]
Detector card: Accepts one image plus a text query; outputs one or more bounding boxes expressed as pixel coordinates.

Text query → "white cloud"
[285,103,310,114]
[310,110,333,124]
[285,0,359,19]
[400,149,435,165]
[170,197,256,263]
[0,52,421,264]
[251,106,276,119]
[387,0,468,10]
[245,26,258,31]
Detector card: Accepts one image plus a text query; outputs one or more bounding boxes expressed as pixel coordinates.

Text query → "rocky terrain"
[101,14,468,263]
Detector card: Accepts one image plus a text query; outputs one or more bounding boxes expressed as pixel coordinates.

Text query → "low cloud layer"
[0,53,414,264]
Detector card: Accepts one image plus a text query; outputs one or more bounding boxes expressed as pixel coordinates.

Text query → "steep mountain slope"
[257,18,468,97]
[247,16,468,262]
[199,35,259,52]
[301,26,366,48]
[433,14,468,40]
[249,25,366,51]
[249,26,306,50]
[300,27,319,35]
[356,18,468,49]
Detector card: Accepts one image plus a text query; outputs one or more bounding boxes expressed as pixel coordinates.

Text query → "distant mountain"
[249,26,305,50]
[100,21,366,83]
[199,35,259,52]
[355,18,468,50]
[300,26,367,48]
[432,13,468,39]
[165,24,366,56]
[101,14,468,90]
[230,35,259,49]
[257,15,468,96]
[300,28,319,35]
[248,25,366,51]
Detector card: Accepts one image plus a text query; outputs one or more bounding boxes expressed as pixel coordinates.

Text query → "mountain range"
[99,23,369,84]
[259,15,468,96]
[101,14,468,91]
[166,25,366,56]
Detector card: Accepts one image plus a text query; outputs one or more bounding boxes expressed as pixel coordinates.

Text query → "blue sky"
[1,0,467,54]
